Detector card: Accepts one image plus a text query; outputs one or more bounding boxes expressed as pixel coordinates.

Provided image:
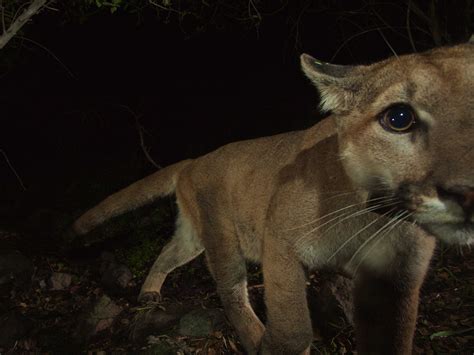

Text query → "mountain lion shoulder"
[73,41,474,354]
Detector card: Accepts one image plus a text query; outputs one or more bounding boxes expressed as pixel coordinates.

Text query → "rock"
[130,304,187,342]
[0,312,31,347]
[178,308,225,337]
[74,295,122,342]
[0,250,33,290]
[49,272,72,290]
[101,251,115,263]
[146,337,182,355]
[145,343,176,355]
[102,263,133,290]
[308,273,354,337]
[100,252,133,292]
[90,295,122,333]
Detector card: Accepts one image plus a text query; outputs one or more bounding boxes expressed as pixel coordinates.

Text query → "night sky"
[0,3,437,221]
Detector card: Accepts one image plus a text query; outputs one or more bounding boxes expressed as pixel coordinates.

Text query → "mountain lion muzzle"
[72,41,474,354]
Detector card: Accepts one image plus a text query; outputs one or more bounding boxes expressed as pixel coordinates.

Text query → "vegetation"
[1,1,473,52]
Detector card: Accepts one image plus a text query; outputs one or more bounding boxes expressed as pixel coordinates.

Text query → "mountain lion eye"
[379,104,416,133]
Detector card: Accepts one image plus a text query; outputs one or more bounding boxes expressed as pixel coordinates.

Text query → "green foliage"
[62,0,144,23]
[430,327,474,340]
[82,0,139,14]
[119,237,161,278]
[114,199,175,278]
[90,0,122,14]
[144,341,177,355]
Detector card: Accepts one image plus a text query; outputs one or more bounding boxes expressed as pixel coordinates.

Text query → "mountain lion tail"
[72,159,192,235]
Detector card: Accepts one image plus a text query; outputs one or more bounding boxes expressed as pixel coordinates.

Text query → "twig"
[43,2,58,11]
[367,5,399,57]
[329,24,431,62]
[1,0,6,34]
[0,0,48,50]
[287,0,311,53]
[331,26,392,62]
[148,0,183,15]
[248,0,262,36]
[248,0,261,22]
[117,105,161,169]
[135,117,161,170]
[428,0,442,45]
[404,0,431,25]
[16,35,75,78]
[376,28,398,58]
[406,0,417,52]
[0,149,26,190]
[11,1,31,26]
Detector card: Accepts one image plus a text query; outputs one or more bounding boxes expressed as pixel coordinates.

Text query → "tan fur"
[73,43,474,354]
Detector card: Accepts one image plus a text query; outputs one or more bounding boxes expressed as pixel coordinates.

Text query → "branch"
[117,104,162,170]
[405,0,431,25]
[406,0,417,52]
[0,0,48,50]
[134,117,161,170]
[1,0,6,34]
[428,0,442,46]
[0,149,26,191]
[16,35,75,78]
[148,0,184,15]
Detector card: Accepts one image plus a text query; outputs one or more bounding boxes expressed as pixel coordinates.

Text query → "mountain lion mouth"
[365,189,474,245]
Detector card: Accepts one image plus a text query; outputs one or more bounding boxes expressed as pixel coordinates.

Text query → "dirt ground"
[1,228,473,354]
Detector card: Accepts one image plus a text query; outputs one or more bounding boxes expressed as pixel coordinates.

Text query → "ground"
[0,218,473,354]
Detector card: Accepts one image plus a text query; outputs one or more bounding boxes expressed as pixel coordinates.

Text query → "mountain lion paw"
[138,291,161,304]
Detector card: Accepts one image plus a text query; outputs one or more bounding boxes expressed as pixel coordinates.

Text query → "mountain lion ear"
[300,53,362,113]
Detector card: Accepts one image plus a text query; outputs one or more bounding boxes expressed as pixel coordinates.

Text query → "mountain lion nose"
[437,186,474,216]
[464,190,474,210]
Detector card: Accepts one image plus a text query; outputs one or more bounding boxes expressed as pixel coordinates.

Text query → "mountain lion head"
[302,42,474,246]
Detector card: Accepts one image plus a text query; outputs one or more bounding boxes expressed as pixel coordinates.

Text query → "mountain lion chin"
[421,222,474,246]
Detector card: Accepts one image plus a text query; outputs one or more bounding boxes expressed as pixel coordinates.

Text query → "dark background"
[3,1,458,224]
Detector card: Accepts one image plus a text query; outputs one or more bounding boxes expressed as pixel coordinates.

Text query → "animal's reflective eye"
[379,104,416,133]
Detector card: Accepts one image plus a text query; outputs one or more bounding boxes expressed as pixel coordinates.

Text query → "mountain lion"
[72,42,474,354]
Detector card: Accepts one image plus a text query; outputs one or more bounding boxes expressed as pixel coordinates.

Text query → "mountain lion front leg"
[203,230,265,354]
[353,238,435,355]
[260,238,312,355]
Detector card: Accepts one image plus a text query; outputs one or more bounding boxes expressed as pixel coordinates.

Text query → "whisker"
[287,195,398,232]
[322,200,400,234]
[321,190,394,204]
[295,200,401,247]
[347,208,403,267]
[353,211,413,274]
[326,208,394,262]
[310,200,401,237]
[315,190,356,196]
